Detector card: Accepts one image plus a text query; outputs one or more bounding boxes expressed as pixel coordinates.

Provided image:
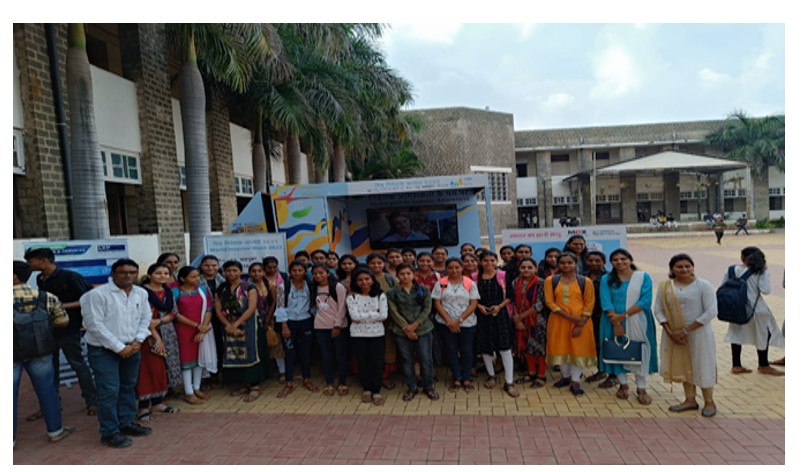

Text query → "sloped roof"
[564,151,747,180]
[515,120,726,150]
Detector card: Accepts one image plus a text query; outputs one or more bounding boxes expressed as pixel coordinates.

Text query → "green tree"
[705,111,784,220]
[66,24,110,239]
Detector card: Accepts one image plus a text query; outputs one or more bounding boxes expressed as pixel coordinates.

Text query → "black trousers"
[53,329,97,408]
[351,336,385,394]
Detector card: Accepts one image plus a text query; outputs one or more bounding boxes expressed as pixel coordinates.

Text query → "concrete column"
[206,93,238,231]
[621,174,638,224]
[119,24,186,258]
[535,152,552,227]
[752,168,770,221]
[663,172,681,218]
[579,149,595,225]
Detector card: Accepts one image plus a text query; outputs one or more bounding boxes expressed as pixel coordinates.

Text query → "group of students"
[121,237,785,417]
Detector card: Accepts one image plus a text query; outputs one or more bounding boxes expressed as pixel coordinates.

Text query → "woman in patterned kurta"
[512,258,547,388]
[173,266,214,405]
[544,252,596,397]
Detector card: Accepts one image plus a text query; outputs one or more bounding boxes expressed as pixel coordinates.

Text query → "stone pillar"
[13,23,71,240]
[119,24,186,258]
[579,149,594,225]
[206,93,238,231]
[621,174,638,224]
[663,172,681,218]
[535,152,552,227]
[752,168,770,221]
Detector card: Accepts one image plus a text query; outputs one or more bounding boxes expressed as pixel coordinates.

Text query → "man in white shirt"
[80,258,152,448]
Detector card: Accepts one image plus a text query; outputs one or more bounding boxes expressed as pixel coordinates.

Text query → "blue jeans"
[395,331,435,391]
[87,345,140,437]
[14,354,63,442]
[283,318,314,382]
[437,323,477,382]
[315,328,349,386]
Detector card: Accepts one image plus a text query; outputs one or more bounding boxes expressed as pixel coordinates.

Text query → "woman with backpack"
[475,252,519,398]
[215,261,267,402]
[366,252,398,390]
[724,247,784,376]
[347,268,389,406]
[544,252,597,396]
[563,235,589,274]
[311,264,349,397]
[275,261,319,398]
[599,249,659,405]
[388,264,439,401]
[654,254,718,417]
[432,257,480,393]
[173,266,214,405]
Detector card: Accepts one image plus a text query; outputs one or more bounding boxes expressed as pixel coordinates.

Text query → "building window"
[770,196,784,210]
[737,189,746,197]
[234,175,254,197]
[595,151,610,161]
[607,194,620,202]
[13,129,25,174]
[551,154,569,162]
[553,196,566,205]
[178,166,186,189]
[596,195,606,203]
[101,148,141,185]
[637,192,649,201]
[515,163,528,178]
[516,197,538,206]
[472,167,511,202]
[769,187,785,196]
[723,189,736,198]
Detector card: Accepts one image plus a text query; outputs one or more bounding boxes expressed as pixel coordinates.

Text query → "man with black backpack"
[13,260,75,446]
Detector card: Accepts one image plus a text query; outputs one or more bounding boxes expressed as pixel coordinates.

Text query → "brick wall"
[13,23,71,240]
[119,24,186,259]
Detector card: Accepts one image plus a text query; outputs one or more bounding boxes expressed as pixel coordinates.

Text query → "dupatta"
[219,281,260,369]
[658,280,693,383]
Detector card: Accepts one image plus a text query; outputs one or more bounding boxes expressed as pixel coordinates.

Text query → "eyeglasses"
[115,270,139,275]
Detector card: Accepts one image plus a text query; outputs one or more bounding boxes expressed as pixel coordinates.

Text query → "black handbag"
[601,335,643,366]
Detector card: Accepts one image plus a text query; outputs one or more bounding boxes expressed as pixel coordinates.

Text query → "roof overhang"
[562,151,748,181]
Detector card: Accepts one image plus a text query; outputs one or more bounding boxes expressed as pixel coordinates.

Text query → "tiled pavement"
[13,233,785,464]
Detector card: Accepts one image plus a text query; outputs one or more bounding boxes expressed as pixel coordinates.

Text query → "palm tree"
[166,24,276,259]
[66,23,110,239]
[705,111,784,221]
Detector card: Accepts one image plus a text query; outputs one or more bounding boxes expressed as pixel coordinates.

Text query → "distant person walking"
[735,214,749,235]
[712,218,726,245]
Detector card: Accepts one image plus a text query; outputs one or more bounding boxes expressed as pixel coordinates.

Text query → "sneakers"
[101,433,132,448]
[120,422,153,437]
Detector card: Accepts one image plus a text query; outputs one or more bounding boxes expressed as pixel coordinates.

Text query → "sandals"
[770,358,785,366]
[585,371,606,383]
[48,426,75,443]
[323,385,336,397]
[462,380,475,392]
[26,410,43,422]
[183,394,203,405]
[154,405,179,414]
[757,366,785,376]
[137,411,154,422]
[636,388,652,406]
[403,389,418,402]
[615,385,629,400]
[302,378,319,392]
[731,366,753,375]
[516,374,534,384]
[668,401,699,412]
[701,404,717,417]
[448,381,462,393]
[503,383,520,398]
[244,387,261,403]
[361,391,373,403]
[484,376,497,389]
[230,386,250,397]
[530,377,546,389]
[424,389,440,401]
[276,382,294,398]
[598,376,618,389]
[337,384,349,396]
[373,394,385,406]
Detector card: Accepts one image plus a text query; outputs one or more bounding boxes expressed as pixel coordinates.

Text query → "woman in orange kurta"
[544,252,597,396]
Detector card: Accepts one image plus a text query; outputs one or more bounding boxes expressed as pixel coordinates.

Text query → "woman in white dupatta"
[654,254,718,417]
[599,249,659,405]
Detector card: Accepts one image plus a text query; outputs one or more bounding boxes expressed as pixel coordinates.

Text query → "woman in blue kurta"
[599,249,658,405]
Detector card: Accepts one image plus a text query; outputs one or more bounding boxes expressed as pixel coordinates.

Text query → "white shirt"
[431,279,479,328]
[80,282,152,353]
[346,293,388,337]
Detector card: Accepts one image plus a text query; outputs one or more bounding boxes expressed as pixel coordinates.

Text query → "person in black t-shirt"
[24,247,98,418]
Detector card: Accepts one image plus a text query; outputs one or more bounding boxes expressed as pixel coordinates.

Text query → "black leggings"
[731,331,771,367]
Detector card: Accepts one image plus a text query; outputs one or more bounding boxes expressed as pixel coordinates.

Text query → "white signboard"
[502,225,627,264]
[204,233,288,273]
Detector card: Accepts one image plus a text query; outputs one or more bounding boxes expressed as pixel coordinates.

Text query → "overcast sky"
[379,24,785,130]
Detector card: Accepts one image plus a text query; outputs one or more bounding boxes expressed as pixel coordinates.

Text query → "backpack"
[472,270,513,317]
[14,291,57,362]
[716,266,758,324]
[550,273,587,297]
[439,275,473,294]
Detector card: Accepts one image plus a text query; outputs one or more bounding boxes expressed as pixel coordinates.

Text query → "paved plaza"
[13,233,785,465]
